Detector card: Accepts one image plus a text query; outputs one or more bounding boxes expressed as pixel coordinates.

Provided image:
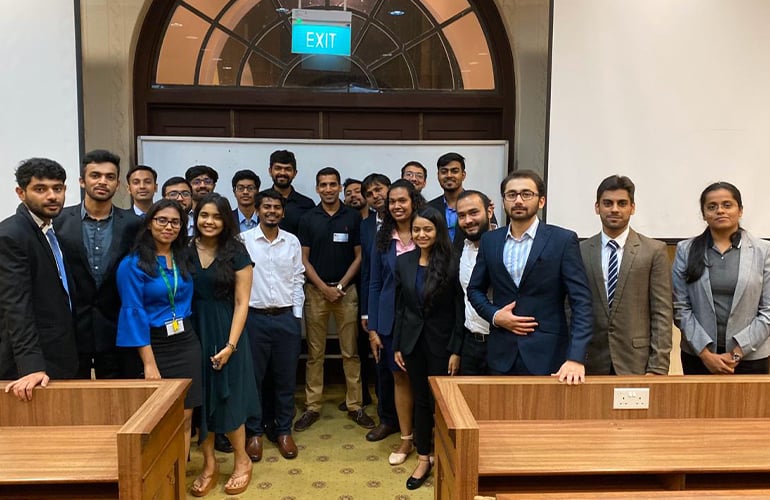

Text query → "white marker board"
[547,0,770,239]
[138,137,507,221]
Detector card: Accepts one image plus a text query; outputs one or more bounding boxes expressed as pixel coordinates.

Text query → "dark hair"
[596,175,635,203]
[500,169,546,197]
[133,199,192,278]
[270,150,296,169]
[15,158,66,189]
[457,189,491,210]
[256,188,286,209]
[376,180,425,253]
[82,149,121,176]
[413,205,453,311]
[185,165,219,183]
[401,161,427,178]
[437,152,465,171]
[316,166,341,185]
[362,173,391,193]
[684,182,743,283]
[126,164,158,183]
[193,193,245,300]
[162,176,192,197]
[231,169,261,190]
[343,178,362,190]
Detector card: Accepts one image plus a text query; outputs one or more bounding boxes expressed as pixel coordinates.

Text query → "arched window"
[134,0,514,147]
[155,0,495,91]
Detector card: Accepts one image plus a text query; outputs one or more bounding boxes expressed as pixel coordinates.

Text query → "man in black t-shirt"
[294,167,375,433]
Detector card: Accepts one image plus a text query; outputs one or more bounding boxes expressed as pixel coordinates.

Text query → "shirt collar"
[237,207,258,224]
[26,206,50,232]
[506,217,539,241]
[253,223,285,243]
[81,202,113,221]
[601,226,630,249]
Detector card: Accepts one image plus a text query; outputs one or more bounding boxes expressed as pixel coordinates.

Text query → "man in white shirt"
[456,190,495,375]
[241,189,305,461]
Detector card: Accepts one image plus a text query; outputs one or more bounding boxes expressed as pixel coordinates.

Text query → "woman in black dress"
[393,205,463,490]
[189,194,257,497]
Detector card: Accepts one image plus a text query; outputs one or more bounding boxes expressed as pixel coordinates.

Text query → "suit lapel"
[731,236,754,312]
[401,250,423,318]
[587,235,609,312]
[18,205,63,280]
[105,209,125,270]
[611,230,639,318]
[492,228,518,291]
[520,223,550,285]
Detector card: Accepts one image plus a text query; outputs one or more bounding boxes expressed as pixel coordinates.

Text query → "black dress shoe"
[214,434,233,453]
[406,460,432,490]
[347,408,376,429]
[263,421,278,443]
[365,423,398,442]
[337,400,348,412]
[293,410,320,432]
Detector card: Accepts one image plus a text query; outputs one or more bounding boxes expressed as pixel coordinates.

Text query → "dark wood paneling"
[423,112,503,140]
[237,110,319,139]
[325,112,420,140]
[147,108,231,137]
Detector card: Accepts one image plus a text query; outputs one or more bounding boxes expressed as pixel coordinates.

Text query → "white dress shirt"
[242,224,306,318]
[600,226,630,293]
[460,238,490,335]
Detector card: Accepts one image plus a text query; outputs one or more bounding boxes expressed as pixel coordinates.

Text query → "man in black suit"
[1,158,78,401]
[55,149,142,379]
[231,169,261,232]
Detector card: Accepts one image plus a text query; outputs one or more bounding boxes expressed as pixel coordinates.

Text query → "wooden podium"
[431,375,770,499]
[0,379,189,500]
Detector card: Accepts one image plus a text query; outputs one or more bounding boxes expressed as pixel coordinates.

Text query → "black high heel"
[406,456,432,490]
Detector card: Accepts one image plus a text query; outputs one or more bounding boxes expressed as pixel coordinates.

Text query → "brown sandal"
[190,465,218,497]
[224,465,253,495]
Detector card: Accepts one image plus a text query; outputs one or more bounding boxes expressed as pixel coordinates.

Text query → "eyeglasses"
[503,190,539,201]
[235,185,258,193]
[152,217,182,229]
[166,190,191,199]
[403,172,425,180]
[191,178,214,186]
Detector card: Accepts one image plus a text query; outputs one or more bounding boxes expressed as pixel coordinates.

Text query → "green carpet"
[186,386,433,499]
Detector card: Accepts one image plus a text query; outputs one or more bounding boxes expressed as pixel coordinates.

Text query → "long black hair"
[133,199,193,277]
[375,179,425,253]
[685,182,743,283]
[414,205,453,310]
[193,193,248,300]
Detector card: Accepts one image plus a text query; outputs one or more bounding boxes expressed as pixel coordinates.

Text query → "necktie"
[607,239,619,308]
[46,228,71,308]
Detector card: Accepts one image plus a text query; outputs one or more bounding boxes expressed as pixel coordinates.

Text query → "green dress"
[192,246,258,439]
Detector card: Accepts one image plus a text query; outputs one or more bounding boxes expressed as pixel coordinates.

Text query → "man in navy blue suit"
[467,170,593,384]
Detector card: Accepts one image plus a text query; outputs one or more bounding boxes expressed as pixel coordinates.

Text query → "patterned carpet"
[186,385,433,500]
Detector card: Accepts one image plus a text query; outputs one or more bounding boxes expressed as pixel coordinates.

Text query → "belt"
[465,329,487,343]
[251,306,292,316]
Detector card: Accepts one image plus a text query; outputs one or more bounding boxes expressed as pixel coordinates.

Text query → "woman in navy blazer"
[393,205,463,490]
[368,180,424,465]
[673,182,770,374]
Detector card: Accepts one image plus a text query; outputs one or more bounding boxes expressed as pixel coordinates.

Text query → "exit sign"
[291,9,352,57]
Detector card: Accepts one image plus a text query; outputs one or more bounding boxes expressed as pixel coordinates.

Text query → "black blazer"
[0,204,78,379]
[54,204,141,353]
[392,249,464,359]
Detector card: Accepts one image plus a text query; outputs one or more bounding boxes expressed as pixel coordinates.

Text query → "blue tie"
[46,228,71,308]
[607,240,619,308]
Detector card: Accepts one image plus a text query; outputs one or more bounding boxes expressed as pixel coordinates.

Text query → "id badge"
[333,232,349,243]
[165,317,185,336]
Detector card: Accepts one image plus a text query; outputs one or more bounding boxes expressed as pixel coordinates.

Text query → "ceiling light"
[170,22,183,28]
[223,66,233,70]
[185,35,198,40]
[389,10,405,16]
[276,7,290,14]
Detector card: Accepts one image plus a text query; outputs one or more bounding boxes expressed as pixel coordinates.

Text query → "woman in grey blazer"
[673,182,770,374]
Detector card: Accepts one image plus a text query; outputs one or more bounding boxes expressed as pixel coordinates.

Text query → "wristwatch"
[336,283,344,292]
[732,351,742,362]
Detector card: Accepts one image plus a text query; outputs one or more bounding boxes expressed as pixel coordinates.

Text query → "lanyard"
[158,254,179,318]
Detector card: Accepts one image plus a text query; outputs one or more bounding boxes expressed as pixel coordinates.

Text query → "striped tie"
[607,239,619,308]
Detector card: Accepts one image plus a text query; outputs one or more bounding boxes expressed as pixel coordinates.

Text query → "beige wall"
[80,0,551,176]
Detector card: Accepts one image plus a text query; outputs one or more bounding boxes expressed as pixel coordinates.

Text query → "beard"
[463,218,490,242]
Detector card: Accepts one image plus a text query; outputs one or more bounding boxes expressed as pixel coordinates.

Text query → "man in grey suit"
[580,175,673,375]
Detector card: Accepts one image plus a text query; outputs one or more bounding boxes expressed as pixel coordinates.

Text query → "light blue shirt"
[237,208,259,233]
[503,217,539,287]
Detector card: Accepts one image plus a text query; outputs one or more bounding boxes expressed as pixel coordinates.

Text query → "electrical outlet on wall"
[613,388,650,409]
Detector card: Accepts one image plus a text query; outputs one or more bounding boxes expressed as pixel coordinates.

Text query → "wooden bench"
[0,379,189,499]
[431,375,770,499]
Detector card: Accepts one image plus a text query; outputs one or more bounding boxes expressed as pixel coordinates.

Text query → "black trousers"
[459,328,488,376]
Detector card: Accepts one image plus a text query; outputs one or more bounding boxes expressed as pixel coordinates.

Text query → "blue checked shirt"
[503,217,539,287]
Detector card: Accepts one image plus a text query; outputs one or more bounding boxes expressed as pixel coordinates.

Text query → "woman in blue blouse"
[117,199,202,460]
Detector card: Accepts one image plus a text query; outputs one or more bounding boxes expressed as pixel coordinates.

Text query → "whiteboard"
[138,137,507,221]
[0,0,81,218]
[547,0,770,239]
